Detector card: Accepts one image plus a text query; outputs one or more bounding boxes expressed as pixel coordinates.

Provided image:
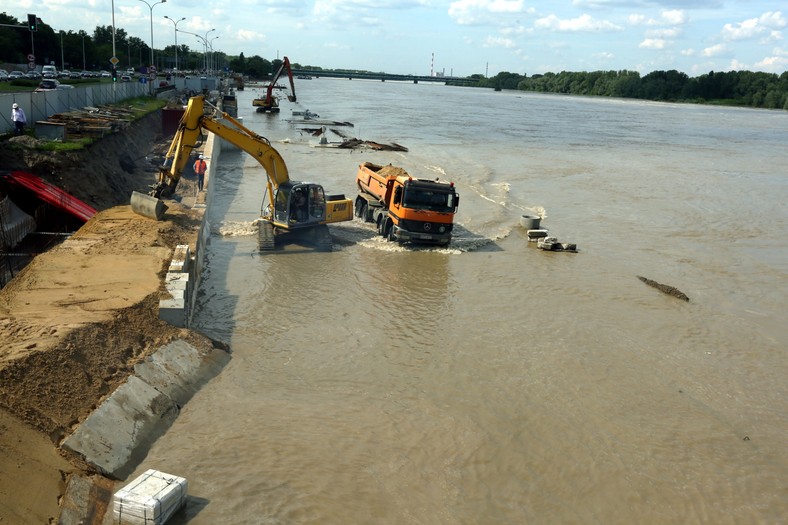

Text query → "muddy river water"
[132,80,787,524]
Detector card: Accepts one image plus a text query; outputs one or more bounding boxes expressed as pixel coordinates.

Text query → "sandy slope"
[0,112,208,523]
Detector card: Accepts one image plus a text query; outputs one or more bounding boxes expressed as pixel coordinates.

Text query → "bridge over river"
[291,69,477,86]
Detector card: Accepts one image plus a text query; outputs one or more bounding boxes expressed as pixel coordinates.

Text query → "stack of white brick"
[159,245,192,327]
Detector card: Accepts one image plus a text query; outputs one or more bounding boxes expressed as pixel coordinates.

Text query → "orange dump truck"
[354,161,459,246]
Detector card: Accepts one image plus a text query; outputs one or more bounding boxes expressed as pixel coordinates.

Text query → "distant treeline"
[468,70,788,110]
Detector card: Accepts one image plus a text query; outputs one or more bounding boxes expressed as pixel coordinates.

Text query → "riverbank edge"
[53,126,223,523]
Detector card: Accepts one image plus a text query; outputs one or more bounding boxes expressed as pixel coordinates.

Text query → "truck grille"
[398,219,453,234]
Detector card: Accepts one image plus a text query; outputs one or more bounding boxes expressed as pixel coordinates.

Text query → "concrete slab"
[133,340,230,406]
[61,375,179,480]
[57,474,114,525]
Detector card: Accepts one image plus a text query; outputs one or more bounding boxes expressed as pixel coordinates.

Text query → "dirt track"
[0,112,209,523]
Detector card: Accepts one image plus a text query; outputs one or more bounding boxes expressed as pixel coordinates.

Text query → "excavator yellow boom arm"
[153,95,289,206]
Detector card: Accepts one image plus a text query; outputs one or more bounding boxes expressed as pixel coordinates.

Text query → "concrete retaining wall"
[156,128,218,328]
[57,106,226,524]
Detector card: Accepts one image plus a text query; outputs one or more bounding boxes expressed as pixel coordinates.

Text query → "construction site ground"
[0,111,211,524]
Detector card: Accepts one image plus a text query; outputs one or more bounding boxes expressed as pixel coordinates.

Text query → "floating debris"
[336,139,408,152]
[537,236,577,252]
[637,276,690,301]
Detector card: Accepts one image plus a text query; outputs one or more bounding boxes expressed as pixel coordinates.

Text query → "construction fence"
[0,81,150,136]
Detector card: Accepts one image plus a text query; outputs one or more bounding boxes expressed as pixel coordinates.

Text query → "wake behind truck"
[354,162,459,245]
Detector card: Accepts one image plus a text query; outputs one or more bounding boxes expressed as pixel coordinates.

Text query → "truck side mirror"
[454,194,459,211]
[393,187,402,205]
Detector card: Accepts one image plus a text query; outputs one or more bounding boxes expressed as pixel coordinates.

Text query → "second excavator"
[130,95,353,251]
[252,56,296,113]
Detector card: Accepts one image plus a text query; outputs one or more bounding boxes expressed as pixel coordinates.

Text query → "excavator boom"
[130,95,352,250]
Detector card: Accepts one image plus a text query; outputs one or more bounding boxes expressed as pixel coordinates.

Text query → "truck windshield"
[402,188,455,212]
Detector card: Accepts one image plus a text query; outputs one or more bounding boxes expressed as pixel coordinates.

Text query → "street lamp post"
[204,28,215,74]
[81,32,86,71]
[164,15,185,72]
[137,0,166,69]
[176,29,207,71]
[209,36,219,76]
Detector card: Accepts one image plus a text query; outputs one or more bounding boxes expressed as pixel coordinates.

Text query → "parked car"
[120,74,132,82]
[25,71,42,80]
[8,71,24,80]
[42,65,58,79]
[100,70,111,78]
[0,70,8,81]
[80,70,92,78]
[59,70,71,78]
[36,79,61,91]
[69,71,82,79]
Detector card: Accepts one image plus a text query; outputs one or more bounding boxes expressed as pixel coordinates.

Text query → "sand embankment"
[0,110,213,523]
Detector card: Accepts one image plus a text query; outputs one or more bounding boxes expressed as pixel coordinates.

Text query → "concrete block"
[165,271,189,284]
[168,245,191,273]
[61,376,179,479]
[527,229,549,241]
[159,296,186,327]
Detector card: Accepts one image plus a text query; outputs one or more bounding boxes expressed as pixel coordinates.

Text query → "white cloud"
[660,10,686,26]
[236,29,266,42]
[639,38,666,50]
[628,10,686,27]
[702,43,727,57]
[721,11,786,41]
[646,27,681,39]
[534,13,621,32]
[681,48,695,56]
[753,55,788,72]
[483,36,516,48]
[448,0,530,25]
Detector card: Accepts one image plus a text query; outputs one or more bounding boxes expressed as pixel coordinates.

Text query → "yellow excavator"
[130,95,353,251]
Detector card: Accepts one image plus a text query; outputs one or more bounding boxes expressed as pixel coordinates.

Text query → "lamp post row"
[51,2,219,75]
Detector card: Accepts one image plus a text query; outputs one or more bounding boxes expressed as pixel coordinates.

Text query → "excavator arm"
[131,94,353,246]
[146,95,288,212]
[263,57,296,105]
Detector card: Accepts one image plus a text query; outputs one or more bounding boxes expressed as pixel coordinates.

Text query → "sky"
[12,0,788,77]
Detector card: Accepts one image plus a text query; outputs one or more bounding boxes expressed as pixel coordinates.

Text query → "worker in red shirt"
[193,154,207,192]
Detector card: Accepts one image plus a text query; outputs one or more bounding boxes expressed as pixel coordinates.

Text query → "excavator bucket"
[130,191,168,220]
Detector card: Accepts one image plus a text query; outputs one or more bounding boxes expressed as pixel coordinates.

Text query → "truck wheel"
[355,200,368,221]
[385,221,396,242]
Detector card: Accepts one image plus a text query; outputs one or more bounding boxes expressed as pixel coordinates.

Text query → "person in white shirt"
[12,103,26,136]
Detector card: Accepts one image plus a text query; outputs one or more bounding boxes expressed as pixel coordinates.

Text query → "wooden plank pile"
[41,106,137,140]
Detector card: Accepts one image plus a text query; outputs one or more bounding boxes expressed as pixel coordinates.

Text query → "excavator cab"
[272,182,326,229]
[259,181,335,252]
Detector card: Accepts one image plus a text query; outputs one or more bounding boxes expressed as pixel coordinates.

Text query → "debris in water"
[637,276,690,301]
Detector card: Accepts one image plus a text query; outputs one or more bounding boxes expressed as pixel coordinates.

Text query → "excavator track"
[257,220,275,251]
[312,224,333,252]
